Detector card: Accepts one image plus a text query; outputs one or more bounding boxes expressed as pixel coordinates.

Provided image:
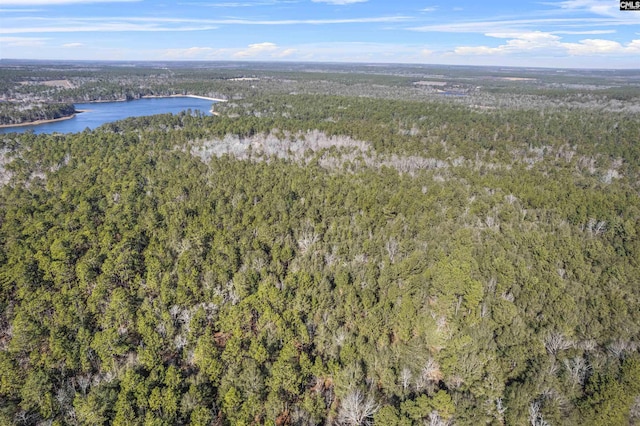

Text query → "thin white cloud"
[548,0,618,16]
[156,41,436,62]
[1,15,409,34]
[272,41,439,62]
[454,31,640,56]
[456,31,563,55]
[273,48,298,57]
[233,42,278,57]
[179,0,297,6]
[2,0,139,4]
[62,42,84,47]
[484,31,558,39]
[187,16,408,24]
[0,36,48,46]
[564,38,640,55]
[160,42,296,61]
[551,29,616,34]
[421,7,437,12]
[161,16,408,24]
[0,8,43,12]
[312,0,368,4]
[162,46,222,59]
[1,22,217,34]
[410,18,636,34]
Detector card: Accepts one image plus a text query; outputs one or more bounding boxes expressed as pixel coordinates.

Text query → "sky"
[0,0,639,68]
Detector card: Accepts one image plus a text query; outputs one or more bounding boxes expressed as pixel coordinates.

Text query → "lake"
[0,96,216,135]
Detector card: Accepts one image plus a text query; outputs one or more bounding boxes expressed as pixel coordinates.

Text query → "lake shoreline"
[71,94,227,103]
[0,110,86,129]
[0,94,224,129]
[142,95,227,114]
[0,97,217,134]
[165,94,228,103]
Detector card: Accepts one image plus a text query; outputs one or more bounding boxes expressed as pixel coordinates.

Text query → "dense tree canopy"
[0,63,639,425]
[0,102,76,126]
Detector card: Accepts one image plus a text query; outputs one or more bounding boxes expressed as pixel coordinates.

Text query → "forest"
[0,102,76,127]
[0,61,639,425]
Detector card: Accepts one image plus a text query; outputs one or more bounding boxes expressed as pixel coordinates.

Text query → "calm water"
[0,97,215,135]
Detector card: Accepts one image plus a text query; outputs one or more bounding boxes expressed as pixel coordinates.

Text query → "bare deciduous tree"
[544,332,573,355]
[416,358,443,392]
[529,401,550,426]
[75,374,91,396]
[496,398,507,416]
[385,238,399,263]
[400,367,412,391]
[563,357,591,388]
[337,390,379,426]
[429,410,450,426]
[298,225,319,254]
[608,339,636,358]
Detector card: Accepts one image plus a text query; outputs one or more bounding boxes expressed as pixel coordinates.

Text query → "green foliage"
[0,101,76,126]
[0,66,639,425]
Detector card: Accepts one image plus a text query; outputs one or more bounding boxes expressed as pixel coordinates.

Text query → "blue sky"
[1,0,639,68]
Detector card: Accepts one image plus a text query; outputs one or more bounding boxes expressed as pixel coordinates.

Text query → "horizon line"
[1,58,640,71]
